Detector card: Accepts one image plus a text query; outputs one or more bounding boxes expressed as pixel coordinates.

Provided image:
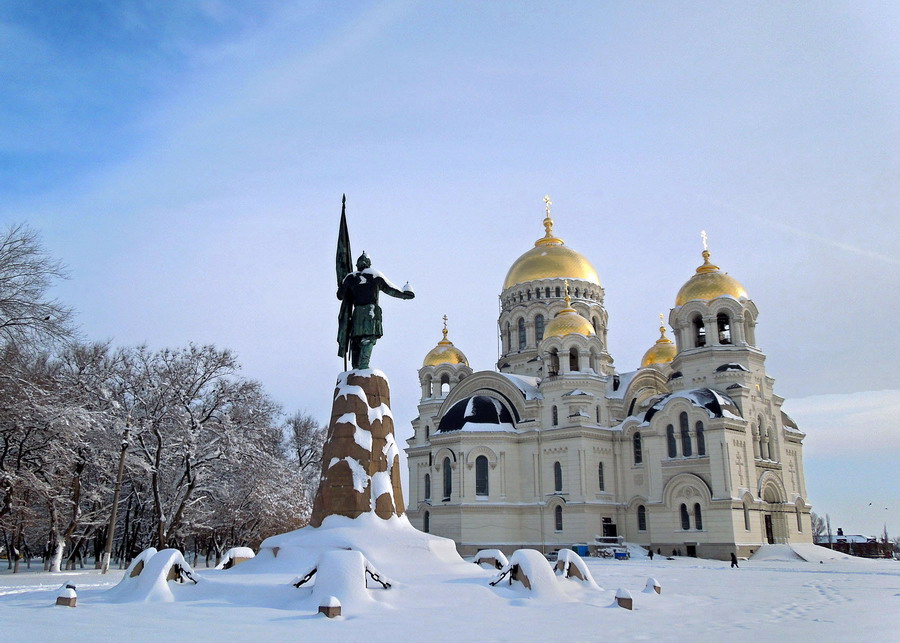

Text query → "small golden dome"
[641,317,677,367]
[543,282,596,339]
[675,248,748,306]
[423,316,469,367]
[502,199,600,290]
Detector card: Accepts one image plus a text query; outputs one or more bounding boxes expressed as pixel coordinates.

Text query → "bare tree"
[284,411,325,501]
[0,224,73,349]
[810,511,826,539]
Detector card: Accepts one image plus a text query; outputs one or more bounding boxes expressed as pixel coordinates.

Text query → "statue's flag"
[336,195,353,363]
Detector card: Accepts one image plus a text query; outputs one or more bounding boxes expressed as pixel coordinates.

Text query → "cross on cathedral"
[701,229,709,251]
[543,194,552,217]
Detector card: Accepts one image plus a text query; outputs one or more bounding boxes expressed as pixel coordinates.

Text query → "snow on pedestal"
[310,370,404,526]
[55,586,76,607]
[644,577,661,594]
[615,587,634,610]
[491,549,565,598]
[319,595,342,618]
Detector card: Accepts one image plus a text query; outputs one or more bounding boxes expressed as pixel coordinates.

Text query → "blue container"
[574,545,589,556]
[614,551,629,560]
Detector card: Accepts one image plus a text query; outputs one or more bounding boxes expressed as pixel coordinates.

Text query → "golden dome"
[423,316,469,367]
[502,199,600,290]
[675,249,748,306]
[543,282,597,339]
[641,317,677,367]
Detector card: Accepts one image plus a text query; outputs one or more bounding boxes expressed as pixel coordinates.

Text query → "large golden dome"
[502,202,600,290]
[675,249,748,306]
[423,317,468,367]
[544,285,596,339]
[641,319,677,367]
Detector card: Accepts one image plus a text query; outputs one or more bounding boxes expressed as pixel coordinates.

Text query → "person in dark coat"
[648,549,654,560]
[730,552,739,568]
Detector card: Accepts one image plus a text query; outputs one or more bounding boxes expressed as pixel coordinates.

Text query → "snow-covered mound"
[248,513,471,581]
[215,546,256,569]
[491,549,565,598]
[123,546,158,578]
[750,545,806,562]
[789,544,875,563]
[556,549,602,590]
[297,550,391,612]
[474,549,508,569]
[103,548,198,603]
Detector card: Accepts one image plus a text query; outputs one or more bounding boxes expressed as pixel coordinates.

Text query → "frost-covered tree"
[0,224,73,350]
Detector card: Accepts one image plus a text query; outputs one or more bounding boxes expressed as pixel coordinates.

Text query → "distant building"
[405,206,814,560]
[814,529,893,558]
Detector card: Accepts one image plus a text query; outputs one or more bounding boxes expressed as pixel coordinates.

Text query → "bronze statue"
[336,197,414,370]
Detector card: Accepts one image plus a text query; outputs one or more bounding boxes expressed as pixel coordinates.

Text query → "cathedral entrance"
[764,514,775,544]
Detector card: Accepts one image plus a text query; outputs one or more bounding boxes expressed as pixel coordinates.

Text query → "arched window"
[518,318,526,349]
[423,510,430,533]
[633,432,643,464]
[535,288,541,299]
[696,421,706,456]
[555,286,561,298]
[548,349,560,377]
[535,314,545,342]
[592,317,599,334]
[475,455,489,496]
[545,287,551,298]
[680,412,692,457]
[717,313,732,345]
[638,505,647,531]
[424,473,431,501]
[574,287,580,298]
[505,322,511,352]
[758,415,769,459]
[796,507,803,532]
[680,503,690,530]
[598,462,605,491]
[442,457,452,501]
[693,316,706,347]
[526,289,532,301]
[553,461,563,492]
[440,373,450,396]
[694,503,703,530]
[552,405,558,426]
[425,425,430,439]
[569,347,579,371]
[554,504,563,531]
[596,405,601,423]
[667,425,677,458]
[743,503,751,531]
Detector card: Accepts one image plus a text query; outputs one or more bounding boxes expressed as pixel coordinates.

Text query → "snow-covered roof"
[499,373,542,400]
[716,363,750,372]
[643,388,743,422]
[564,389,594,397]
[781,410,802,433]
[438,395,517,432]
[607,371,637,399]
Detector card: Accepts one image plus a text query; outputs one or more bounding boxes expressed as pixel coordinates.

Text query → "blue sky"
[1,1,898,536]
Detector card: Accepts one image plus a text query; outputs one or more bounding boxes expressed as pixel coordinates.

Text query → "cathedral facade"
[405,205,812,560]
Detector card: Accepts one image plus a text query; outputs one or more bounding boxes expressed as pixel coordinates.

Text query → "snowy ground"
[2,545,897,642]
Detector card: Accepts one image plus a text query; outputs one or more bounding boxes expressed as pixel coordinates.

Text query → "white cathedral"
[405,201,813,560]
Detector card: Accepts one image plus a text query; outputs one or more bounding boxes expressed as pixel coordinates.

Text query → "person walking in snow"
[730,552,739,568]
[648,549,654,560]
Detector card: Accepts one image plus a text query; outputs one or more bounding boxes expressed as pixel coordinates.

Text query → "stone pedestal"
[310,370,405,527]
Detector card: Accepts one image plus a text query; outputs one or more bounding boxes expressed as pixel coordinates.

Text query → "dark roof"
[716,363,750,372]
[438,395,516,433]
[644,388,742,423]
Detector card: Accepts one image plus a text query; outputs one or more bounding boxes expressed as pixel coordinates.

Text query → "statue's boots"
[357,339,374,370]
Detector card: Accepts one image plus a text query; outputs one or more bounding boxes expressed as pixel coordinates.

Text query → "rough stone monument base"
[310,370,404,527]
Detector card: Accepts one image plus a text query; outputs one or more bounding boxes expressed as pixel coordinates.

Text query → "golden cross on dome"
[442,314,449,340]
[659,313,665,327]
[543,195,553,217]
[700,230,709,251]
[564,279,572,307]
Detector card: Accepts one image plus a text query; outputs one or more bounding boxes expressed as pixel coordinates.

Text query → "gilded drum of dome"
[544,310,596,339]
[423,343,468,367]
[641,341,677,367]
[675,271,748,306]
[503,244,601,291]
